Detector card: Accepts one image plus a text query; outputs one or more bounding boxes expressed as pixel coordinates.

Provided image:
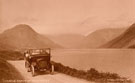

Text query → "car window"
[30,49,47,55]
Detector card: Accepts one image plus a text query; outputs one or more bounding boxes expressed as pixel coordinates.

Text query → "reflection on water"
[52,49,135,81]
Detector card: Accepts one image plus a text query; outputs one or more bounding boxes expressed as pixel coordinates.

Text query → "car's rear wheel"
[31,65,35,77]
[51,65,54,74]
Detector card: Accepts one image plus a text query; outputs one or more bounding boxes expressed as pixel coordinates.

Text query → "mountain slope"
[0,24,61,50]
[47,34,85,48]
[83,28,126,48]
[102,23,135,48]
[47,28,126,49]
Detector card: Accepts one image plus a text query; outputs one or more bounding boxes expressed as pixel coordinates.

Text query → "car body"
[24,48,54,76]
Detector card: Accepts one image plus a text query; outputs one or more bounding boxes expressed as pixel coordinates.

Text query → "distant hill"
[47,34,85,48]
[102,23,135,48]
[46,28,126,49]
[0,24,61,50]
[83,28,126,48]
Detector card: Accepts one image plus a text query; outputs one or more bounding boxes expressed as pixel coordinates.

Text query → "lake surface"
[51,49,135,82]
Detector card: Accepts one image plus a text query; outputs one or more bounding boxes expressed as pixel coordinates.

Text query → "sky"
[0,0,135,35]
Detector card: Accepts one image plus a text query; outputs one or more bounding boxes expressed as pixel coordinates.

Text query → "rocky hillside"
[102,23,135,48]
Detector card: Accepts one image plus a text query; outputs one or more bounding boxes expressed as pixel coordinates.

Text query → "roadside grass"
[0,50,25,83]
[0,50,24,60]
[52,61,133,83]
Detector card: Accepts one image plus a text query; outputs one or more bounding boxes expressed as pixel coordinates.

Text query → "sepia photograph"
[0,0,135,83]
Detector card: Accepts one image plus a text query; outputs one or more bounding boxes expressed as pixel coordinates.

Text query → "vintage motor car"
[24,48,54,76]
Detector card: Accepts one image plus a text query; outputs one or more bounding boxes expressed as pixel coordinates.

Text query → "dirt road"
[8,61,93,83]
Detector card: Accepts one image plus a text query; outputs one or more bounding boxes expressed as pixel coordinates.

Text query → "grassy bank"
[0,50,24,60]
[0,50,25,83]
[52,61,132,83]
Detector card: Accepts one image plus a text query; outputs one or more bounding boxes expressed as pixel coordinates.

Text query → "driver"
[24,51,31,67]
[24,51,30,63]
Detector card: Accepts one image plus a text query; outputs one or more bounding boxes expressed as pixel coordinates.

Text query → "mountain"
[0,24,61,50]
[102,23,135,48]
[46,28,126,49]
[47,34,85,48]
[45,17,127,49]
[83,28,126,48]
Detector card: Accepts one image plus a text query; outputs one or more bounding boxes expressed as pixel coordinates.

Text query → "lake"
[51,49,135,82]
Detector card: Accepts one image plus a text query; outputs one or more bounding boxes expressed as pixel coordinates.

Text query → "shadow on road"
[32,71,58,77]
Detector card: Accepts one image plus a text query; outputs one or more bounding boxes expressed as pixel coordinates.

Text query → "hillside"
[47,34,86,48]
[47,28,126,49]
[0,24,61,50]
[102,23,135,48]
[82,28,126,48]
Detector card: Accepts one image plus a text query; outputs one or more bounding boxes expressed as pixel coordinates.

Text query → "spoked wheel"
[31,65,35,77]
[50,65,54,75]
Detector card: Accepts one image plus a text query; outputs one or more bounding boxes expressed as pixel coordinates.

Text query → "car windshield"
[30,49,44,55]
